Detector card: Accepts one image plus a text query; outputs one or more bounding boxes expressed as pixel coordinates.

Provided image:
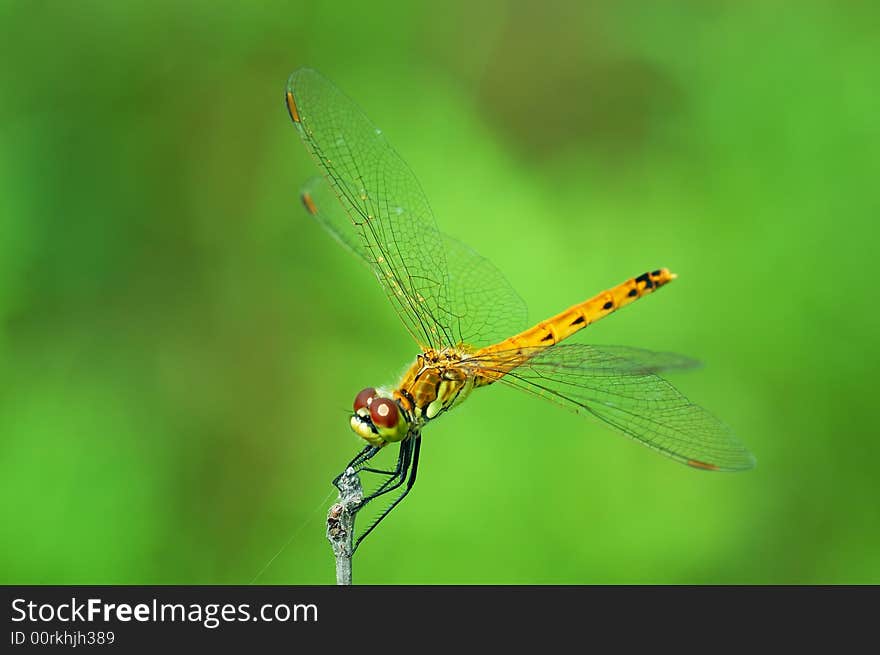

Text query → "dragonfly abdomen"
[497,269,674,350]
[472,269,676,382]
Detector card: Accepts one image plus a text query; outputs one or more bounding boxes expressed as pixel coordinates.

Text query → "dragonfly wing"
[299,176,370,262]
[549,345,703,374]
[476,343,755,471]
[442,234,528,349]
[297,174,528,347]
[288,69,453,350]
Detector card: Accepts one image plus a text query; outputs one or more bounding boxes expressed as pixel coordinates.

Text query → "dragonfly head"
[350,387,409,447]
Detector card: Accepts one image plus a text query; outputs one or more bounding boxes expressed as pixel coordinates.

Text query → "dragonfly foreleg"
[332,444,381,488]
[332,439,411,508]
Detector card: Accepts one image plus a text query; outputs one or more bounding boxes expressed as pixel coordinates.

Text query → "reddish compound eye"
[369,398,399,429]
[353,387,377,412]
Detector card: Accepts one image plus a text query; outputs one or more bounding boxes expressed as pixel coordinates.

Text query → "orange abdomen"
[474,269,676,380]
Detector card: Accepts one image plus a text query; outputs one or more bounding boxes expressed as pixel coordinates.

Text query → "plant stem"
[326,466,362,585]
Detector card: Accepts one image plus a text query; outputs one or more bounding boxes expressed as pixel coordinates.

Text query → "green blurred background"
[2,0,878,584]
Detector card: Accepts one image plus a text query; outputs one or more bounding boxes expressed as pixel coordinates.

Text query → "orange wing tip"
[301,192,318,215]
[286,90,301,123]
[687,459,720,471]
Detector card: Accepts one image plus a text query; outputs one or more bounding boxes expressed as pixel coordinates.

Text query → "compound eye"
[369,398,399,429]
[353,387,377,412]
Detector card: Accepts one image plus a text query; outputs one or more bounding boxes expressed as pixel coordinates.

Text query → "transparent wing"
[288,69,525,349]
[298,174,527,347]
[470,344,755,471]
[443,233,528,348]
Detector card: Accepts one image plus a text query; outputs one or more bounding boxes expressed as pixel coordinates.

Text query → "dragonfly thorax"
[397,349,477,423]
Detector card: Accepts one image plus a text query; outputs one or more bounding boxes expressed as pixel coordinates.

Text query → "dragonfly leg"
[360,437,414,504]
[332,444,380,488]
[352,435,422,554]
[332,439,410,505]
[360,466,398,475]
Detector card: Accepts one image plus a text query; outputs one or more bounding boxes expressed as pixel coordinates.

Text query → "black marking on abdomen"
[651,269,661,276]
[570,316,586,326]
[635,272,654,289]
[602,301,613,310]
[540,333,554,342]
[627,288,638,297]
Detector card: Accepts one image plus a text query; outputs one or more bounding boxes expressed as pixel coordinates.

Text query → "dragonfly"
[285,68,755,553]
